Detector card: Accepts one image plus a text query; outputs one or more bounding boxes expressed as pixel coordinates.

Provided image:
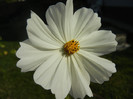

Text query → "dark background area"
[0,0,133,43]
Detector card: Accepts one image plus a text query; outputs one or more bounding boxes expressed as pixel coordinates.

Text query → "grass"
[0,41,133,99]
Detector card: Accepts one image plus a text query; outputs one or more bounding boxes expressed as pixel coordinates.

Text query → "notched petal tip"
[30,10,34,14]
[27,10,39,22]
[108,30,118,48]
[93,12,101,28]
[16,60,28,73]
[66,0,73,5]
[16,40,30,58]
[16,42,22,58]
[87,87,93,97]
[30,10,36,17]
[16,60,20,68]
[112,64,117,73]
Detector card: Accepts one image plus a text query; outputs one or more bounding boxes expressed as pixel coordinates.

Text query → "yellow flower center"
[64,39,80,55]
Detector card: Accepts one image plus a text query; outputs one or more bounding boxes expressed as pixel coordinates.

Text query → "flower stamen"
[64,39,80,55]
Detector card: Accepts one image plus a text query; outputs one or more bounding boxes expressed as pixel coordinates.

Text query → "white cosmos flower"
[16,0,117,99]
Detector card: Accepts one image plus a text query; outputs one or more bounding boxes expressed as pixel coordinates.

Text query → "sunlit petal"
[73,8,101,40]
[34,52,71,99]
[27,11,63,50]
[16,40,58,72]
[70,55,93,98]
[78,50,116,83]
[80,30,117,56]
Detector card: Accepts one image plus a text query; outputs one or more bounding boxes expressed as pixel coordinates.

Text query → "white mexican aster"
[16,0,117,99]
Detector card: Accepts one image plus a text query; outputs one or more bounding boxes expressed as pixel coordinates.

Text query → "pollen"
[64,39,80,55]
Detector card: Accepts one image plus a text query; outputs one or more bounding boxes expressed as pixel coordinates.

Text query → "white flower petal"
[16,40,57,72]
[34,52,71,99]
[16,0,118,98]
[46,2,66,43]
[64,0,74,41]
[70,55,93,98]
[73,8,101,40]
[80,30,117,56]
[78,50,116,84]
[46,0,74,42]
[27,11,62,49]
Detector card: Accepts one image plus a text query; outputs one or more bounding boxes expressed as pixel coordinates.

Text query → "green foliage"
[0,41,133,99]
